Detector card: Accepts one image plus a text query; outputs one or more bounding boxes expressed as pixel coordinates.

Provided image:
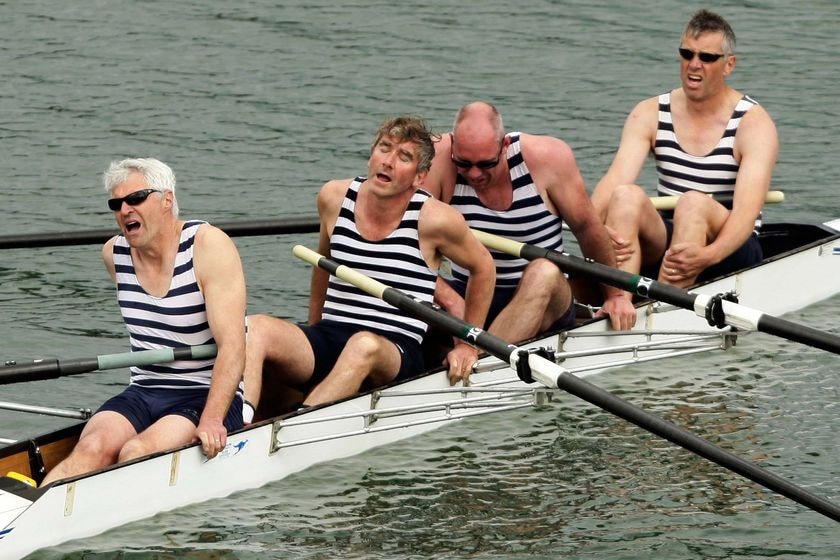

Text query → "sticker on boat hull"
[205,439,249,462]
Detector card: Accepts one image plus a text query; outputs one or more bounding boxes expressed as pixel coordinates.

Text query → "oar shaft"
[294,244,840,523]
[0,358,97,384]
[0,215,320,250]
[473,229,840,356]
[757,313,840,354]
[0,344,218,385]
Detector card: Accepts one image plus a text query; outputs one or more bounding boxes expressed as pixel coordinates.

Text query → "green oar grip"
[97,344,218,370]
[1,344,218,385]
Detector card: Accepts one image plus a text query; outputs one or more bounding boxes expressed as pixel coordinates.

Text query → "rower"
[592,9,778,292]
[241,115,495,421]
[422,100,636,350]
[42,158,246,486]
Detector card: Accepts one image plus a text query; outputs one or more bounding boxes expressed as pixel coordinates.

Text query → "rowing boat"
[2,218,839,558]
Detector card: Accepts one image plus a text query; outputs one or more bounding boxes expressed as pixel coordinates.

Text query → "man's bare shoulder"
[519,133,577,182]
[315,178,354,222]
[425,193,457,213]
[625,95,661,123]
[319,177,354,194]
[102,235,118,253]
[519,132,577,171]
[101,235,118,269]
[426,133,455,200]
[194,222,238,255]
[317,178,353,203]
[420,196,468,235]
[734,102,778,161]
[741,101,777,131]
[432,131,453,155]
[192,222,244,290]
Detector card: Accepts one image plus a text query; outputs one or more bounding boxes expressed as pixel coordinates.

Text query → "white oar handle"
[651,190,784,211]
[470,229,524,255]
[292,245,388,299]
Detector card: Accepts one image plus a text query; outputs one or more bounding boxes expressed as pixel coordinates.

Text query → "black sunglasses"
[678,47,725,63]
[451,141,505,171]
[107,188,161,211]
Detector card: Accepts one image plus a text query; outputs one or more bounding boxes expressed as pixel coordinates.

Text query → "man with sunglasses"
[592,9,778,292]
[43,158,246,486]
[425,101,637,348]
[242,116,495,421]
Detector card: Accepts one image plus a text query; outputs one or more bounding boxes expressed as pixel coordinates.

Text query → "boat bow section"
[0,475,45,552]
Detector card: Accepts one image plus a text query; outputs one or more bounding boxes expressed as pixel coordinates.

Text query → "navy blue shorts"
[298,320,425,389]
[446,280,576,332]
[97,385,244,434]
[642,218,763,282]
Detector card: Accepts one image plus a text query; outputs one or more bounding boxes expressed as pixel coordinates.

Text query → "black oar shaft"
[0,215,320,249]
[517,242,697,308]
[476,229,840,356]
[757,314,840,354]
[294,244,840,523]
[1,344,218,385]
[0,358,99,384]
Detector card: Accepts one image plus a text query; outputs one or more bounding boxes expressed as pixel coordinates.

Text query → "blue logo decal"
[202,439,249,462]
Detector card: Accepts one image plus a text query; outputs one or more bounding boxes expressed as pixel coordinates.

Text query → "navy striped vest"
[322,179,437,344]
[449,132,564,289]
[654,92,761,228]
[114,221,217,389]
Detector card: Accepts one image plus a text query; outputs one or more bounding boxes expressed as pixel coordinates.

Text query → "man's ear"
[723,54,737,77]
[414,170,429,189]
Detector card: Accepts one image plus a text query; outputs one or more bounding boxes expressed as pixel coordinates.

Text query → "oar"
[471,229,840,356]
[0,215,320,250]
[292,244,840,523]
[650,189,785,211]
[0,344,217,385]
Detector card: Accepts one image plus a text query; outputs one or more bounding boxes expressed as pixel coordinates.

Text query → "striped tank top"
[449,132,564,289]
[655,91,757,196]
[114,220,218,389]
[322,179,437,344]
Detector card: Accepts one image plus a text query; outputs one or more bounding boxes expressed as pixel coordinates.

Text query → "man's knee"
[521,259,565,291]
[672,191,727,233]
[672,190,719,218]
[246,314,276,348]
[607,184,649,214]
[117,437,151,463]
[344,331,383,361]
[73,432,121,466]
